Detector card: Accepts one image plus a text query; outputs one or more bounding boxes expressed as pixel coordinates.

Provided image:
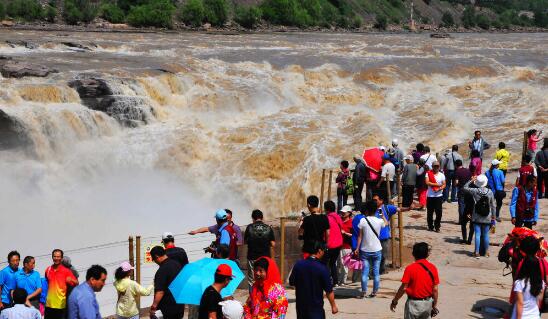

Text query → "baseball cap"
[162,232,174,240]
[379,146,386,151]
[215,209,228,220]
[215,264,234,278]
[491,159,501,166]
[340,205,353,213]
[120,261,134,272]
[404,155,413,161]
[219,300,243,319]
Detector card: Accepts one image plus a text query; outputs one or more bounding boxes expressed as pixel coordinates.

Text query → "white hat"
[491,159,501,166]
[404,155,413,161]
[162,232,174,240]
[379,146,386,151]
[392,139,398,146]
[219,300,243,319]
[340,205,353,213]
[475,174,488,188]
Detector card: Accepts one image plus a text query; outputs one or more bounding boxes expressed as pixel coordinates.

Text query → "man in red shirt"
[44,249,78,319]
[390,242,439,318]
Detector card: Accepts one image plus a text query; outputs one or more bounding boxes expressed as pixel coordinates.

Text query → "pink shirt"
[326,212,343,249]
[470,157,482,176]
[528,136,540,151]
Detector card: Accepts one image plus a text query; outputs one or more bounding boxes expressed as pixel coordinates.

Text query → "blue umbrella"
[169,257,244,305]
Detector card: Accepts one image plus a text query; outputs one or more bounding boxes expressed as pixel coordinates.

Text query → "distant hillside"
[0,0,546,31]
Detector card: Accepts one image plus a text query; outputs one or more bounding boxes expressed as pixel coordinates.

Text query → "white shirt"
[511,279,544,319]
[381,162,396,182]
[420,153,436,169]
[427,172,446,197]
[0,304,41,319]
[358,216,384,253]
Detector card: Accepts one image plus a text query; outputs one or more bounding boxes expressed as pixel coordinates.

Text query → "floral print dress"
[243,282,288,319]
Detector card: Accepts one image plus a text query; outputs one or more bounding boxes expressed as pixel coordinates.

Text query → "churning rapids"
[0,30,547,310]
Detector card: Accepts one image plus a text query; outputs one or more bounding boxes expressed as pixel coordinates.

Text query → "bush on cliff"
[100,3,125,24]
[6,0,44,21]
[260,0,312,27]
[45,5,56,22]
[180,0,205,27]
[374,14,387,30]
[63,0,98,24]
[441,11,454,27]
[234,5,262,29]
[0,3,5,20]
[127,0,176,28]
[203,0,229,27]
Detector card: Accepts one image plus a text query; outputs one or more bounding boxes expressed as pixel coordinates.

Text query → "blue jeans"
[443,170,457,202]
[474,223,490,255]
[360,250,381,293]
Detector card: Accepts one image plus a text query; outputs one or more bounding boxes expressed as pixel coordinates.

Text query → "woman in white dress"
[512,256,545,319]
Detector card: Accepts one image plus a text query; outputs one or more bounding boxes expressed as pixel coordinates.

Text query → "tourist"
[516,154,537,187]
[325,201,343,286]
[161,232,189,268]
[0,289,40,319]
[289,241,338,318]
[61,257,79,283]
[415,158,428,211]
[198,264,233,319]
[372,193,398,274]
[455,159,473,244]
[494,142,510,177]
[463,175,496,258]
[377,154,396,201]
[510,255,544,319]
[188,209,243,246]
[402,155,417,209]
[412,143,425,164]
[149,246,184,319]
[390,242,439,319]
[354,200,387,299]
[244,209,275,291]
[67,265,107,319]
[0,251,20,312]
[425,161,446,232]
[114,262,153,319]
[335,160,350,212]
[15,256,41,309]
[420,146,436,169]
[535,141,548,198]
[485,159,506,222]
[44,249,78,319]
[526,129,543,157]
[200,210,239,261]
[243,257,288,318]
[298,195,330,259]
[392,139,404,167]
[337,205,354,285]
[510,175,539,229]
[353,155,366,209]
[39,278,47,316]
[468,130,490,159]
[441,145,463,203]
[469,150,482,176]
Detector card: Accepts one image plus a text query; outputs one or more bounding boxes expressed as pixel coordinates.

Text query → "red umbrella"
[362,147,384,173]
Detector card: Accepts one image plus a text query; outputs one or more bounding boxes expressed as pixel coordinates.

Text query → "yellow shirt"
[494,149,510,170]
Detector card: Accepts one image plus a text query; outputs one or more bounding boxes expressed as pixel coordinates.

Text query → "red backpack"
[216,224,238,260]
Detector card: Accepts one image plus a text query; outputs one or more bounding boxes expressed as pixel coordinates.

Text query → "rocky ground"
[227,171,548,319]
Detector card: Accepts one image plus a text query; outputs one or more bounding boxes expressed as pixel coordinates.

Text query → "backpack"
[345,175,354,196]
[248,222,272,241]
[474,192,490,217]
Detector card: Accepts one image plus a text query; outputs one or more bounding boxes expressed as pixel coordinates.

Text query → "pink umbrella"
[362,147,384,173]
[342,252,363,270]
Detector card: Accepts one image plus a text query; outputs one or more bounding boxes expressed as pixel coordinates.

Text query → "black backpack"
[475,192,490,217]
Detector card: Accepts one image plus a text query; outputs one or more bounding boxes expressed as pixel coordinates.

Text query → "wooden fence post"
[136,235,141,310]
[320,169,326,212]
[386,173,396,268]
[396,173,403,268]
[128,236,134,280]
[522,131,528,160]
[280,218,286,282]
[327,170,333,201]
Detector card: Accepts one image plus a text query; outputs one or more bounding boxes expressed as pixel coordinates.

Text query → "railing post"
[320,169,326,212]
[280,218,286,282]
[396,173,403,268]
[327,170,333,201]
[136,235,141,310]
[386,173,396,268]
[522,131,528,160]
[128,236,134,280]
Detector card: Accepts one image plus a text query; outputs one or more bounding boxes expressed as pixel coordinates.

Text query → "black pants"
[327,247,340,285]
[538,169,548,198]
[402,185,414,207]
[337,189,348,212]
[427,197,443,230]
[353,182,364,209]
[366,181,377,201]
[515,219,534,229]
[494,192,504,219]
[44,307,65,319]
[380,239,390,274]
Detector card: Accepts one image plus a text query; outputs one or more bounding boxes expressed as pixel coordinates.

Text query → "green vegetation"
[0,2,5,20]
[180,0,205,26]
[203,0,229,26]
[100,3,125,24]
[63,0,97,24]
[374,14,387,30]
[4,0,44,21]
[127,0,176,28]
[234,5,262,29]
[441,11,454,27]
[45,5,56,22]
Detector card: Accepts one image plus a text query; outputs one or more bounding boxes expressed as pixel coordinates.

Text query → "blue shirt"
[0,304,41,319]
[375,205,397,240]
[67,282,101,319]
[351,214,365,251]
[0,266,20,304]
[15,270,41,296]
[218,222,231,246]
[289,257,333,319]
[510,187,539,221]
[40,278,48,304]
[485,169,505,191]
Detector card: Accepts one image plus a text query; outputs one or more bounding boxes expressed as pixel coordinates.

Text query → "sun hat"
[392,139,398,146]
[475,174,488,188]
[340,205,353,213]
[404,155,413,161]
[219,300,244,319]
[120,261,134,272]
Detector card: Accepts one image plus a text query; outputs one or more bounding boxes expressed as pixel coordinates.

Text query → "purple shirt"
[208,223,243,245]
[455,167,472,188]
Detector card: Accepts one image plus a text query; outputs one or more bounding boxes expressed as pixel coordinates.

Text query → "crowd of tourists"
[1,129,547,319]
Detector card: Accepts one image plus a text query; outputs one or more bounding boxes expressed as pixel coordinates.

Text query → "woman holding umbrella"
[243,257,288,319]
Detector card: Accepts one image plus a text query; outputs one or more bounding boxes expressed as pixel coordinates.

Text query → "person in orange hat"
[198,265,233,319]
